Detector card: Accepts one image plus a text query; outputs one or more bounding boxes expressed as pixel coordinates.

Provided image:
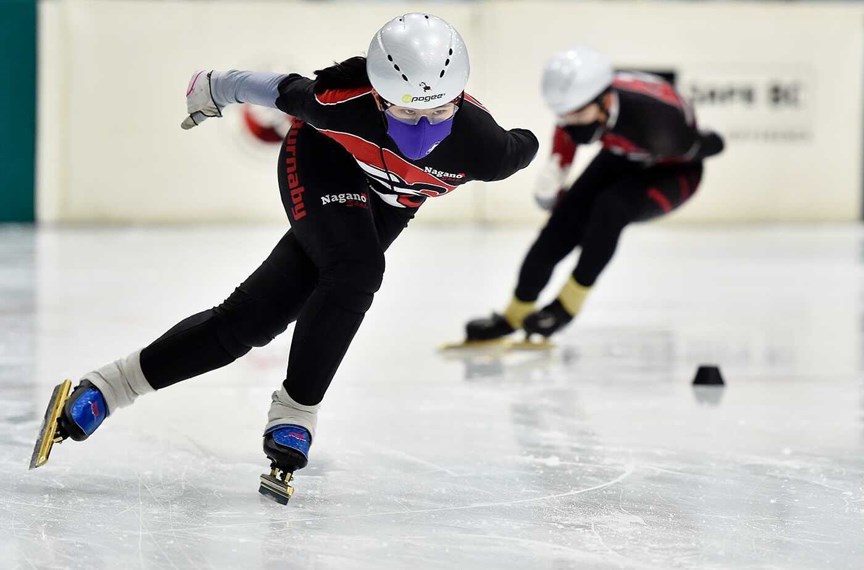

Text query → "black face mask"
[564,121,605,145]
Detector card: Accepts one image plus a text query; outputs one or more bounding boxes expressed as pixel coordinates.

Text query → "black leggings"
[139,123,415,406]
[515,151,703,300]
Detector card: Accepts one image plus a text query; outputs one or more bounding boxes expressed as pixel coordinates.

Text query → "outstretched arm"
[211,70,287,108]
[181,70,289,130]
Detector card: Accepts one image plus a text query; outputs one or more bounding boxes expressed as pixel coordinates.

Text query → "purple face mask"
[385,114,454,160]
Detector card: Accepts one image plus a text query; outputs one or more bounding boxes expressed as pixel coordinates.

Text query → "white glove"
[533,155,568,210]
[180,70,223,130]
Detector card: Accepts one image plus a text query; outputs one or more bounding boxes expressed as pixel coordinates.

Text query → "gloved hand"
[696,130,725,159]
[181,70,223,130]
[533,155,568,210]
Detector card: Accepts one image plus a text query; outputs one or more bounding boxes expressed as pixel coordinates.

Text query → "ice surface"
[1,223,863,569]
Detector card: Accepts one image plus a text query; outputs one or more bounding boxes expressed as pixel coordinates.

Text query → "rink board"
[37,1,864,223]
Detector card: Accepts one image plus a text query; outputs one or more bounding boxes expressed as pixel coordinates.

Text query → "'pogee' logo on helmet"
[401,93,446,104]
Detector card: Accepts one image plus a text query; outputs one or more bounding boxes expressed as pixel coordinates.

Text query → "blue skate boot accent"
[263,424,311,472]
[60,381,109,442]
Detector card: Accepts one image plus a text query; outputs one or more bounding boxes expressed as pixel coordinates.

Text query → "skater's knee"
[319,254,385,313]
[215,302,292,354]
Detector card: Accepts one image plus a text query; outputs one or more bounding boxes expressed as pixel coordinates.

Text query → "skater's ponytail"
[313,56,371,94]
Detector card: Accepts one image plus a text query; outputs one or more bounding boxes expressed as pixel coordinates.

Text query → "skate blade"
[29,379,72,470]
[438,339,509,352]
[258,468,295,505]
[438,339,554,352]
[506,339,555,351]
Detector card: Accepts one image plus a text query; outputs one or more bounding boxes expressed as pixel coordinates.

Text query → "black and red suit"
[515,71,724,302]
[139,71,538,409]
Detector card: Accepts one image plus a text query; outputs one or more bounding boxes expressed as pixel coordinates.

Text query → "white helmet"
[541,46,614,115]
[367,13,470,110]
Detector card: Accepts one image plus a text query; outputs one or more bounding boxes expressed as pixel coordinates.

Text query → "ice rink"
[1,223,863,569]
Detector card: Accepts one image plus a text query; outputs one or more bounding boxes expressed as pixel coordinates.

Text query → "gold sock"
[503,297,536,329]
[557,277,591,317]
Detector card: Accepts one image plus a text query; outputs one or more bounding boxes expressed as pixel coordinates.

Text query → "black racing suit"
[515,71,723,301]
[139,76,538,407]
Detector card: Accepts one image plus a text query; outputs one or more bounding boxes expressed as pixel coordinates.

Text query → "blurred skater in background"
[464,46,724,343]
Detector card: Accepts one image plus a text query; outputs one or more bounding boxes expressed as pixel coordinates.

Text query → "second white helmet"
[367,13,470,110]
[541,46,614,115]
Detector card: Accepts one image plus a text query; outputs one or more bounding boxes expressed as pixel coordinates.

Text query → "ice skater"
[463,46,724,344]
[31,13,538,504]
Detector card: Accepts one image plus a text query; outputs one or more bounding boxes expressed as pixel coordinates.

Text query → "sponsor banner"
[678,65,815,144]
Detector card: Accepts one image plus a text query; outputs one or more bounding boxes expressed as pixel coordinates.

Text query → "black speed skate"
[522,300,574,338]
[465,313,515,342]
[440,312,554,351]
[259,424,311,505]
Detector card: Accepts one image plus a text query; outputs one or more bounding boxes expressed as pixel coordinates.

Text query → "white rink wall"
[37,0,864,224]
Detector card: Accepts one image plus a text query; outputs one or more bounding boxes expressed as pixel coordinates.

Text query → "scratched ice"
[1,224,863,569]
